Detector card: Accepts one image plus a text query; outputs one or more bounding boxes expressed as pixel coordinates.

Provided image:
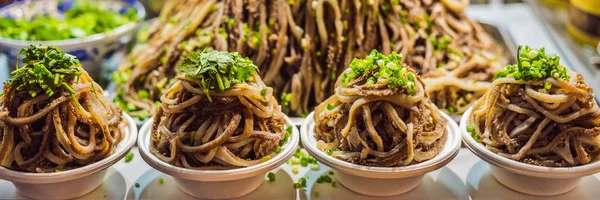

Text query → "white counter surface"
[3,147,600,200]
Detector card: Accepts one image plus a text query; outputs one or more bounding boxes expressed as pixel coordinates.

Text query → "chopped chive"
[326,104,335,110]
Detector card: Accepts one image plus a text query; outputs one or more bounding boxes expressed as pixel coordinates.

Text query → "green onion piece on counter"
[292,167,299,174]
[316,174,332,183]
[293,178,307,189]
[267,172,276,182]
[135,183,140,188]
[124,152,134,163]
[157,178,164,184]
[290,157,301,165]
[311,164,320,171]
[300,158,308,167]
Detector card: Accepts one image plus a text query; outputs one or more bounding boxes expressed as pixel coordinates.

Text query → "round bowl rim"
[460,106,600,179]
[137,115,300,182]
[0,112,139,183]
[300,111,461,179]
[0,0,146,46]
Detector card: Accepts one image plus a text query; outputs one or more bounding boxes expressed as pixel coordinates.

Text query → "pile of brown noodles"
[0,45,126,173]
[113,0,505,118]
[468,46,600,167]
[314,50,447,167]
[150,49,289,168]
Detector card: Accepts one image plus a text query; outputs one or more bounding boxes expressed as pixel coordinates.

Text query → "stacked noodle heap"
[0,45,125,173]
[468,46,600,167]
[314,50,447,167]
[150,49,289,168]
[113,0,505,118]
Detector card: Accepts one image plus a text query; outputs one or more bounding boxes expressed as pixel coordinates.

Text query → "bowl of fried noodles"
[137,49,299,199]
[301,50,461,196]
[461,46,600,196]
[0,45,137,199]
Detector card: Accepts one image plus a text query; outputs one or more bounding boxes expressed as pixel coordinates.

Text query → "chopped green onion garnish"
[311,164,320,171]
[466,125,475,133]
[137,90,150,99]
[341,50,416,95]
[544,82,552,89]
[178,49,258,103]
[293,178,307,189]
[325,148,333,156]
[447,106,457,113]
[327,104,335,110]
[275,146,282,153]
[260,88,267,99]
[495,46,569,81]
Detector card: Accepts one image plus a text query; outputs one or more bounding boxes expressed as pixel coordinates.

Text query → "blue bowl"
[0,0,146,80]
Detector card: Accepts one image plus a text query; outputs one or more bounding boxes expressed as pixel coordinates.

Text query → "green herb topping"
[341,50,416,95]
[0,1,137,41]
[467,125,479,141]
[495,46,569,81]
[326,104,335,110]
[280,126,292,146]
[8,45,82,98]
[178,49,259,102]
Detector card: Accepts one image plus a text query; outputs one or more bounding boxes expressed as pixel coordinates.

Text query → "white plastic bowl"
[460,106,600,196]
[301,111,461,197]
[138,116,300,199]
[0,112,138,200]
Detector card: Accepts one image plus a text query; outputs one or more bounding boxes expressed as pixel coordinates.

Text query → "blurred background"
[0,0,598,90]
